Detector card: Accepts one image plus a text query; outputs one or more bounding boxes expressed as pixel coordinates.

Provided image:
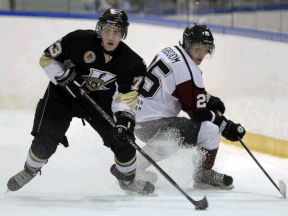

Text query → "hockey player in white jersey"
[134,23,246,189]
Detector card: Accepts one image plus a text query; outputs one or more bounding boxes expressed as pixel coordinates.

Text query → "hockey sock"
[26,148,48,172]
[115,155,137,184]
[201,148,218,170]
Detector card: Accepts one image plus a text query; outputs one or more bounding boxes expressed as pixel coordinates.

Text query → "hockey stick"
[79,88,208,210]
[216,111,286,198]
[237,136,287,198]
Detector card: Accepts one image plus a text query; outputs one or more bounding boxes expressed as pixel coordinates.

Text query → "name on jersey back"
[162,47,180,64]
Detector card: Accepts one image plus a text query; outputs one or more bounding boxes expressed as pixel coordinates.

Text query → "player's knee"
[31,134,59,160]
[149,139,178,157]
[197,121,221,150]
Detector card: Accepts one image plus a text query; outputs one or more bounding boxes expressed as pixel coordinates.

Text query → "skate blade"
[5,189,10,194]
[124,190,158,197]
[193,181,234,190]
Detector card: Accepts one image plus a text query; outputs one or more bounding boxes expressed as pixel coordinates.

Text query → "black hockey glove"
[216,116,246,141]
[55,68,90,98]
[206,93,225,114]
[113,110,136,141]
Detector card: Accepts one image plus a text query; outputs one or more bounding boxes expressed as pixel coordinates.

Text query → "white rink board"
[0,16,288,141]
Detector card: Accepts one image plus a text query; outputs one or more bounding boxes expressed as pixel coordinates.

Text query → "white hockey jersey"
[135,45,209,122]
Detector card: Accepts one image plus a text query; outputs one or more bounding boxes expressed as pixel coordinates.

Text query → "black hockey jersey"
[40,29,146,113]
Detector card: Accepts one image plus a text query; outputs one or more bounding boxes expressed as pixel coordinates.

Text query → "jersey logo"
[134,97,144,112]
[84,51,96,63]
[82,68,116,91]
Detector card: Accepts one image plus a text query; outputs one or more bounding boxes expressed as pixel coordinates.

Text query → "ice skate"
[136,170,158,184]
[110,164,155,196]
[7,162,40,192]
[135,155,158,184]
[193,167,234,190]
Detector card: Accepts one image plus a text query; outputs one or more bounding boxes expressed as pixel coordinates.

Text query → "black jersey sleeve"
[39,30,95,84]
[112,49,147,112]
[117,60,146,94]
[44,30,95,63]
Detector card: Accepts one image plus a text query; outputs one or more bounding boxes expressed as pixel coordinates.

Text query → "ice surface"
[0,111,287,215]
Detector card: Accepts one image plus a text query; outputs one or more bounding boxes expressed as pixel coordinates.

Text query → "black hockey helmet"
[183,23,215,57]
[96,8,130,39]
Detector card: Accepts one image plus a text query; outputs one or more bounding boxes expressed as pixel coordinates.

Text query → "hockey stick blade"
[279,180,287,198]
[217,111,286,198]
[236,136,287,198]
[193,196,208,210]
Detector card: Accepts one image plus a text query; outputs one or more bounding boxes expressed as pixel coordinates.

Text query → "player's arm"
[188,91,226,122]
[192,91,245,142]
[174,82,245,141]
[39,31,88,97]
[39,36,72,85]
[172,80,218,122]
[206,92,225,114]
[112,61,146,138]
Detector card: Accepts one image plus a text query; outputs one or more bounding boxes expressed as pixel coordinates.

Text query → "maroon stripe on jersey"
[172,80,207,112]
[172,46,214,123]
[174,46,205,91]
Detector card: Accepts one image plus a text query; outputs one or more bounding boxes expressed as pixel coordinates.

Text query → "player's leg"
[7,83,74,191]
[135,117,200,183]
[193,121,234,189]
[86,116,155,195]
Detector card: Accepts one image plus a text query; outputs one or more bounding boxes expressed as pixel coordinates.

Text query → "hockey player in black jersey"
[7,8,154,196]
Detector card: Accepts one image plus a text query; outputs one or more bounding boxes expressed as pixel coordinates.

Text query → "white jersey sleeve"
[134,45,208,122]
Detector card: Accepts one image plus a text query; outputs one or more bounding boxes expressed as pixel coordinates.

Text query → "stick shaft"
[125,136,197,204]
[237,136,283,196]
[217,111,284,197]
[80,89,206,207]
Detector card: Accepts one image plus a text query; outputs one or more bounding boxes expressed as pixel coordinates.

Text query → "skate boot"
[110,164,155,196]
[193,167,234,190]
[136,170,158,184]
[7,162,41,192]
